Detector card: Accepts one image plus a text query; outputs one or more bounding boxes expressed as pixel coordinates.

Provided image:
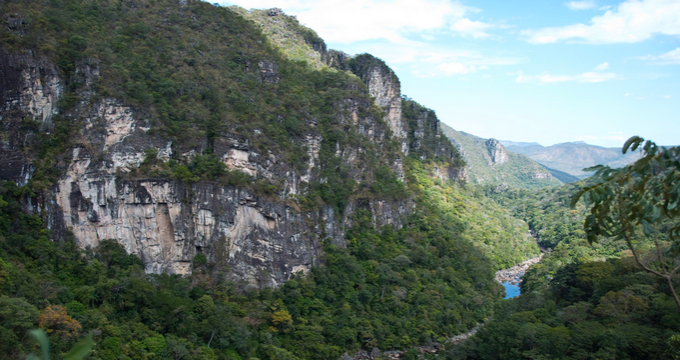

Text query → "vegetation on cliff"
[0,158,539,360]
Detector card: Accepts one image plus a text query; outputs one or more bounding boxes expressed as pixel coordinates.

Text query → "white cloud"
[516,72,620,83]
[352,42,521,77]
[522,0,680,44]
[565,1,596,10]
[594,62,609,70]
[223,0,497,44]
[450,18,496,38]
[637,47,680,64]
[662,95,672,98]
[437,62,476,75]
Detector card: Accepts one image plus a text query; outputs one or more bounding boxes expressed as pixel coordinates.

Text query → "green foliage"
[235,7,328,69]
[0,152,545,360]
[572,136,680,312]
[573,137,680,244]
[410,162,540,270]
[402,97,465,169]
[370,165,407,199]
[26,329,94,360]
[448,138,680,359]
[193,252,208,266]
[447,257,680,360]
[485,182,590,249]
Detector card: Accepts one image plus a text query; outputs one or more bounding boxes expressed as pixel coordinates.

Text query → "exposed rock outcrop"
[486,138,508,165]
[0,50,62,185]
[350,55,409,155]
[55,147,321,286]
[495,254,543,285]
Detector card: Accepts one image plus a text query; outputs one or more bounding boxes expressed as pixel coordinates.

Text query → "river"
[495,254,543,299]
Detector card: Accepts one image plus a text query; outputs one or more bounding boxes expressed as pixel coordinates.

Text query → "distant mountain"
[539,164,580,183]
[502,141,642,179]
[499,140,542,148]
[441,125,562,189]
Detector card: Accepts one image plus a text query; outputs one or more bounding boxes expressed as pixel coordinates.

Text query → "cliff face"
[349,55,409,155]
[0,3,463,288]
[486,139,509,165]
[0,51,62,185]
[402,98,466,182]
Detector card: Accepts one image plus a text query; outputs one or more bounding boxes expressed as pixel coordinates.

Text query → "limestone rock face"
[350,55,409,155]
[0,51,62,185]
[41,95,346,286]
[366,67,404,143]
[54,147,321,286]
[0,51,425,288]
[403,100,463,181]
[486,139,509,165]
[0,31,464,287]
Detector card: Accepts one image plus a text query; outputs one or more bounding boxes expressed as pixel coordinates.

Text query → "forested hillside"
[449,149,680,359]
[440,124,561,189]
[0,1,540,359]
[3,0,677,359]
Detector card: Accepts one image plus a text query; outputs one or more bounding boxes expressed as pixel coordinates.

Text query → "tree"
[572,136,680,311]
[38,305,82,342]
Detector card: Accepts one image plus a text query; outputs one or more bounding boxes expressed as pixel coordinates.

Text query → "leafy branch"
[572,136,680,311]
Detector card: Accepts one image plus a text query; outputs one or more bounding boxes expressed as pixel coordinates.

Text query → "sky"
[218,0,680,148]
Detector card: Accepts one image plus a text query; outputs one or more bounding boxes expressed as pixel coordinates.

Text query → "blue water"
[502,281,521,299]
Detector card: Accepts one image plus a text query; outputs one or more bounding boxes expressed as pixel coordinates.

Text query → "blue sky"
[219,0,680,147]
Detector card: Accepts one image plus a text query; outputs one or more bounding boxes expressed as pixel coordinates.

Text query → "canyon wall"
[0,10,462,288]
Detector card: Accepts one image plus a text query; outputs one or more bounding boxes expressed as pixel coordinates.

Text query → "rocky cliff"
[0,50,62,185]
[349,55,409,155]
[486,139,508,165]
[239,10,410,156]
[0,1,463,287]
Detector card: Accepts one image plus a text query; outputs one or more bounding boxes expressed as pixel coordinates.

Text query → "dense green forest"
[449,143,680,359]
[2,0,679,359]
[0,160,540,360]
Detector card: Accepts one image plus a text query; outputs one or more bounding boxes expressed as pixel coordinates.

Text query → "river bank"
[495,254,544,285]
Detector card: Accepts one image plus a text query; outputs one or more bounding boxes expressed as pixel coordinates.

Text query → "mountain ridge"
[502,140,642,178]
[440,123,563,188]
